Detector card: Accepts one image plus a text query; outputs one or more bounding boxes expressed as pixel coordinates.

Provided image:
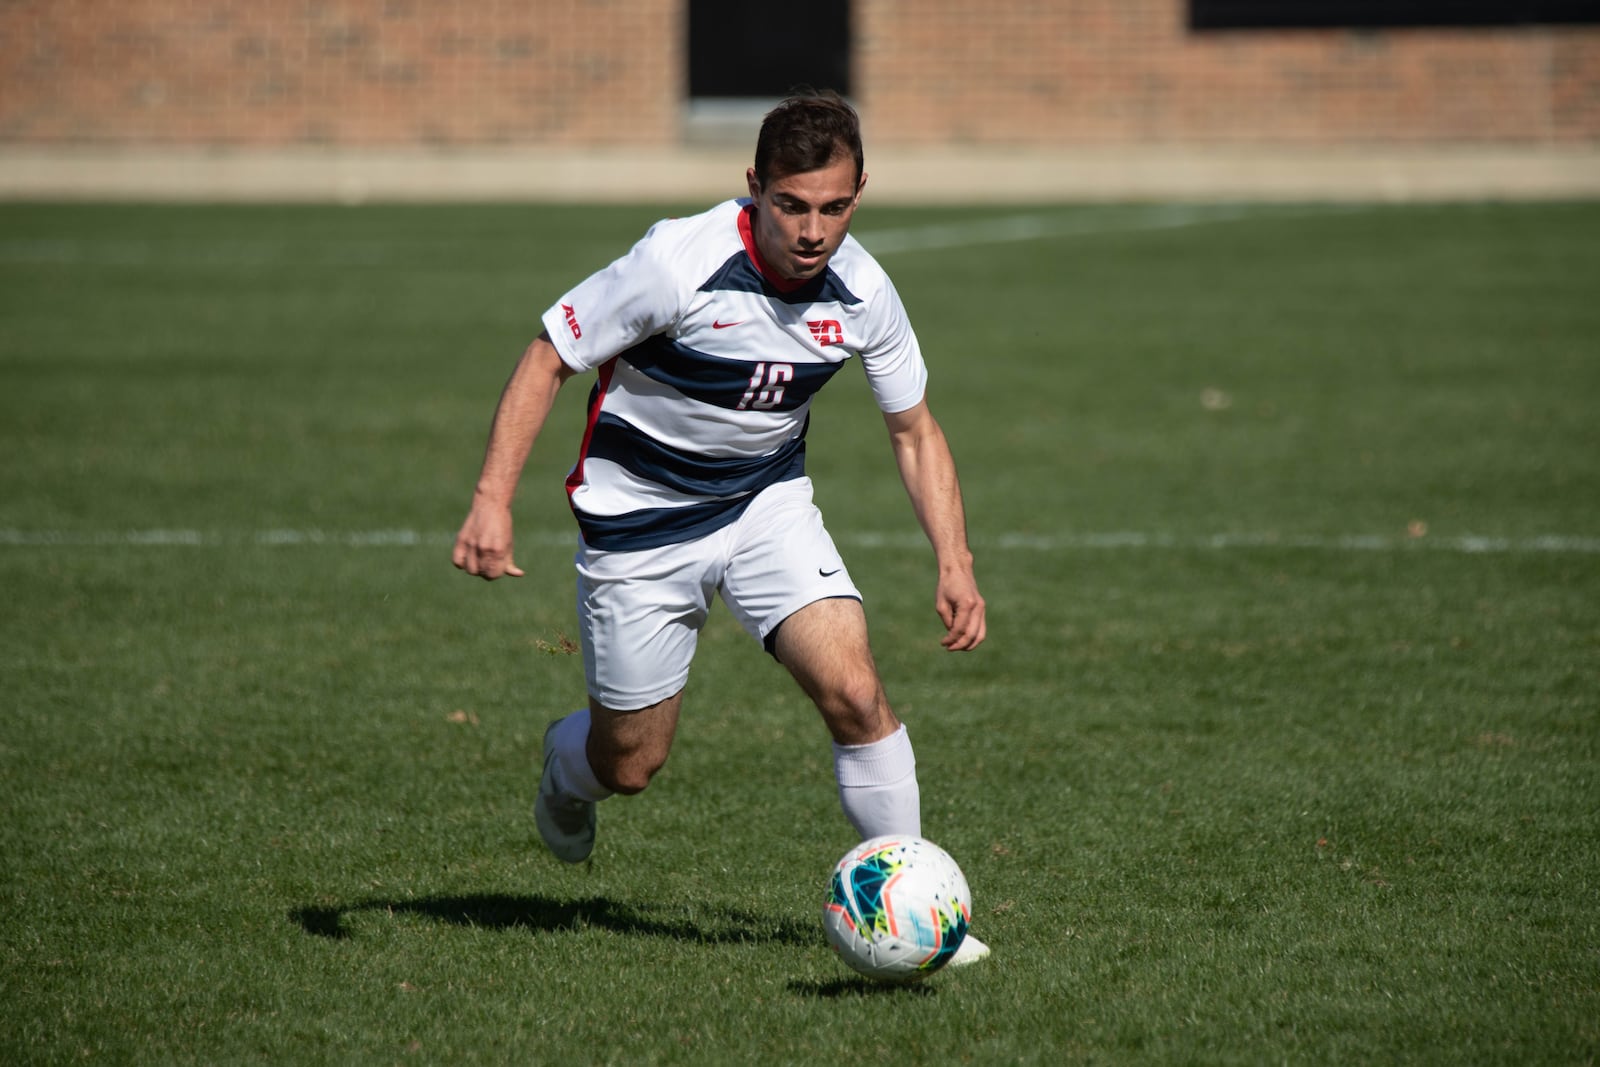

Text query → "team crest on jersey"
[807,319,843,347]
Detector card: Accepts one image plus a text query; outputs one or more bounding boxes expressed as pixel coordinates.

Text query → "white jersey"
[541,198,928,551]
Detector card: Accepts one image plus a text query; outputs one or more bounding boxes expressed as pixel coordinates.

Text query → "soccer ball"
[822,835,972,983]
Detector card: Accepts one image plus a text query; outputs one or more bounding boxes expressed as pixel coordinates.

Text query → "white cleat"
[948,933,991,967]
[534,720,596,863]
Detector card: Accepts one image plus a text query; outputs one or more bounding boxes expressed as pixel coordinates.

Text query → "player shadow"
[290,892,814,947]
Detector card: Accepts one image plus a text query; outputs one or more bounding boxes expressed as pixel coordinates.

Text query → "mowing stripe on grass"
[3,527,1597,554]
[0,206,1366,268]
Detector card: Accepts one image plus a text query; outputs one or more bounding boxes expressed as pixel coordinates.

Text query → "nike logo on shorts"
[819,567,843,577]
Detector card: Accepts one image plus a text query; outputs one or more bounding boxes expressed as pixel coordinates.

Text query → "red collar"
[738,204,810,294]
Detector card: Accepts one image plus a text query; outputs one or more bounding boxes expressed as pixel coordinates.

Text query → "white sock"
[833,724,921,839]
[548,708,613,803]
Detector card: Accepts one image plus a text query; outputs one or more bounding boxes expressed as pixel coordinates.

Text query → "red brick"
[0,1,1593,146]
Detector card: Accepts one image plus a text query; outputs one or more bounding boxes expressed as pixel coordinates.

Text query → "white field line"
[855,204,1363,256]
[2,528,1597,555]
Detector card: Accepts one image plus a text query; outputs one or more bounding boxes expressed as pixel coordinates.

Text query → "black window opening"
[687,0,851,100]
[1190,1,1600,29]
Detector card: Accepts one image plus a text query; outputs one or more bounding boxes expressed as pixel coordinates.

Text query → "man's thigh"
[768,595,898,745]
[720,478,862,647]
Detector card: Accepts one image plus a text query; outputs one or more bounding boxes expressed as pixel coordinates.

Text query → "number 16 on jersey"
[738,362,794,410]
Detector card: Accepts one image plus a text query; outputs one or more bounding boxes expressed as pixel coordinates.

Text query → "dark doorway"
[688,1,852,98]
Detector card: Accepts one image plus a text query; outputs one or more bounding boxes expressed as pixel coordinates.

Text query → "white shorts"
[574,477,862,711]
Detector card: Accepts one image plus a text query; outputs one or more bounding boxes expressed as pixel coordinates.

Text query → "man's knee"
[815,673,897,745]
[592,757,659,796]
[586,694,680,796]
[816,670,883,720]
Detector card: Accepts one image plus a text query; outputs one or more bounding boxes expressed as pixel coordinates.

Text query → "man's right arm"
[452,331,576,580]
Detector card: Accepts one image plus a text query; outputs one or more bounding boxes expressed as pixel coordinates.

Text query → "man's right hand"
[452,504,525,580]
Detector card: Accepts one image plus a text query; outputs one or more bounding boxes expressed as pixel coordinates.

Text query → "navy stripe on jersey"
[575,417,808,551]
[698,250,863,308]
[578,493,765,552]
[621,335,845,412]
[584,411,808,498]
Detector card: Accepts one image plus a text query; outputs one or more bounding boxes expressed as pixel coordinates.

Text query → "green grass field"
[2,198,1597,1065]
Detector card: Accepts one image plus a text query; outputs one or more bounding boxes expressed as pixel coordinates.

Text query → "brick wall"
[858,1,1600,145]
[2,0,1595,147]
[0,0,683,145]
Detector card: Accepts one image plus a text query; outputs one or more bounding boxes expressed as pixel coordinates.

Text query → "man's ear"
[746,166,761,200]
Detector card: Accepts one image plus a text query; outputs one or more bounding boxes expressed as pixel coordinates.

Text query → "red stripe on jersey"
[737,205,808,294]
[566,356,618,503]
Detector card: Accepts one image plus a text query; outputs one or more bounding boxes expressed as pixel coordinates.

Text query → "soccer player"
[452,92,988,964]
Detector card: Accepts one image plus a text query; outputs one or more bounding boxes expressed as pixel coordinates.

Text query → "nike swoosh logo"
[819,567,843,577]
[712,319,744,329]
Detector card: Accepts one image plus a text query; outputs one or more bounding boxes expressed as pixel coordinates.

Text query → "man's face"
[746,154,866,283]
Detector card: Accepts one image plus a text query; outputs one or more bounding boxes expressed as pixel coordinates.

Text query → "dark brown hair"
[752,90,864,188]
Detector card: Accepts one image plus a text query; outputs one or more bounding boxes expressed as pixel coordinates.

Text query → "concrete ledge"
[2,145,1597,203]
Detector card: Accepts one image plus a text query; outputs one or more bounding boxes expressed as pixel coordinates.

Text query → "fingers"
[455,546,522,580]
[937,587,986,652]
[457,548,521,579]
[940,608,985,651]
[451,516,522,580]
[467,554,522,580]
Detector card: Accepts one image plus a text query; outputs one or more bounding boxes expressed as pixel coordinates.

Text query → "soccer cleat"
[948,932,991,967]
[534,720,596,863]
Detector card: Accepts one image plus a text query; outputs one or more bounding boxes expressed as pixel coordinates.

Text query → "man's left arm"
[884,399,987,652]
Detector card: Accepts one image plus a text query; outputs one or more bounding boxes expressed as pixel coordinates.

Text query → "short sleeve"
[856,273,929,414]
[540,221,687,373]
